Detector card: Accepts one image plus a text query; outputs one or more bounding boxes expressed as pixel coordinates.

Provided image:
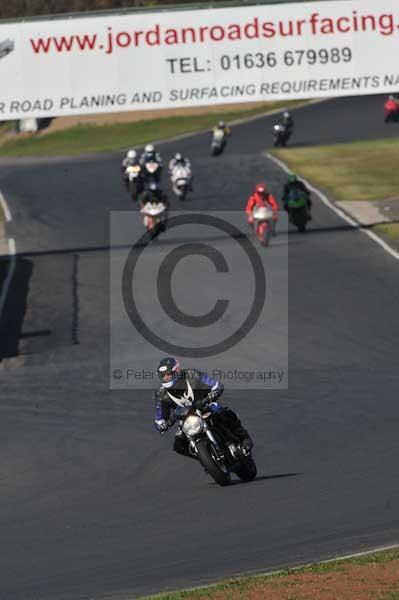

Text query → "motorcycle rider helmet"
[218,121,225,128]
[174,152,183,162]
[389,95,395,100]
[255,183,268,197]
[144,144,155,160]
[288,173,298,183]
[283,111,291,119]
[157,356,181,388]
[127,149,137,160]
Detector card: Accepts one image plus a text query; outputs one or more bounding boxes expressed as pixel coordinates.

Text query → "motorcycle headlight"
[182,415,203,437]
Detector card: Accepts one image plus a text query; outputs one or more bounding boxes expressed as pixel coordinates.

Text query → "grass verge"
[374,222,399,242]
[273,137,399,202]
[0,100,302,158]
[139,547,399,599]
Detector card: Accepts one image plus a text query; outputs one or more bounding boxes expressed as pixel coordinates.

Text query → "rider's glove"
[197,391,220,411]
[206,389,220,402]
[155,419,169,432]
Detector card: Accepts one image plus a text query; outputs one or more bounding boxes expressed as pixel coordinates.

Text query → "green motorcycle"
[287,189,310,233]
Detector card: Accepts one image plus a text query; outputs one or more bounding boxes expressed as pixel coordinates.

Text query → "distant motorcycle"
[170,165,191,201]
[171,407,257,486]
[140,199,167,239]
[0,39,14,60]
[210,129,226,156]
[286,189,310,233]
[252,205,275,247]
[273,124,291,147]
[384,98,399,123]
[143,160,162,186]
[125,164,144,202]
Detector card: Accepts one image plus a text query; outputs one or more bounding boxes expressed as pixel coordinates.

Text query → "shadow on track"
[210,472,302,487]
[0,257,33,361]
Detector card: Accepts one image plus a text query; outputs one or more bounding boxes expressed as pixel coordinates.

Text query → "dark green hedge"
[0,0,231,20]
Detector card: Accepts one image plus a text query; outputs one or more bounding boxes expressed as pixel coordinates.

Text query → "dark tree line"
[0,0,230,20]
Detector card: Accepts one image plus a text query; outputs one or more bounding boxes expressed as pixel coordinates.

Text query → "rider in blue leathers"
[154,357,253,458]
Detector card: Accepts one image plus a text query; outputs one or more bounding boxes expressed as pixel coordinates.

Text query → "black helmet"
[157,356,180,388]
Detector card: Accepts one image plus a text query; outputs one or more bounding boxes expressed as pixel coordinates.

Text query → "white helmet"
[127,149,137,159]
[145,144,155,153]
[283,112,291,119]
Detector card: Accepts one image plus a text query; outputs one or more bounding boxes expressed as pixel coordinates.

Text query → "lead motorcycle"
[168,406,257,486]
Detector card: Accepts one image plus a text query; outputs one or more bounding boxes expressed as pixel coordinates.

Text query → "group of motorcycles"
[122,126,231,238]
[121,115,309,247]
[122,119,312,486]
[123,153,192,239]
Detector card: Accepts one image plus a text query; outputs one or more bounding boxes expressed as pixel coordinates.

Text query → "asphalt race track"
[0,93,399,600]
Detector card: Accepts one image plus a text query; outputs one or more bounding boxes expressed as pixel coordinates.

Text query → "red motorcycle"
[252,205,276,247]
[384,97,399,123]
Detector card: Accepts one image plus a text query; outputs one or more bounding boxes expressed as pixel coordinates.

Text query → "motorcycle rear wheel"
[196,439,231,486]
[291,207,308,233]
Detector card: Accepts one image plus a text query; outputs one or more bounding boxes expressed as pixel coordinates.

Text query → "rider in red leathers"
[384,95,399,122]
[245,183,279,227]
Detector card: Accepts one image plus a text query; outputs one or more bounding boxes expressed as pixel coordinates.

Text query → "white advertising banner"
[0,0,398,119]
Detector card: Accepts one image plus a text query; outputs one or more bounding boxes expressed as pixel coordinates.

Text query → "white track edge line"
[0,189,12,222]
[0,237,16,319]
[242,543,399,580]
[141,543,399,600]
[266,152,399,263]
[0,189,16,321]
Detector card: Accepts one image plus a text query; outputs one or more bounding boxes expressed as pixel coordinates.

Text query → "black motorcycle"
[273,124,291,147]
[143,160,162,187]
[175,407,257,486]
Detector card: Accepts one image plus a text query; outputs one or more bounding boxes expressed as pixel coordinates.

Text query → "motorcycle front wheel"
[235,457,257,482]
[257,222,271,247]
[196,439,231,486]
[178,187,187,201]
